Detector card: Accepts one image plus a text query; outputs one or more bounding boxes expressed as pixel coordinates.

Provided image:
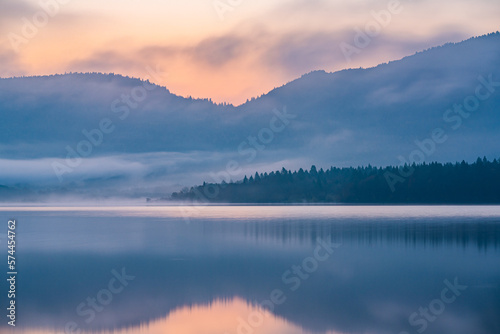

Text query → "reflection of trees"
[201,218,500,250]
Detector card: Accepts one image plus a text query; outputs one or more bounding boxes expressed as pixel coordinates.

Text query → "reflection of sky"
[1,207,499,334]
[7,298,344,334]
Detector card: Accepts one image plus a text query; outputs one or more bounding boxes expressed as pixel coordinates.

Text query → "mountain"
[1,32,499,200]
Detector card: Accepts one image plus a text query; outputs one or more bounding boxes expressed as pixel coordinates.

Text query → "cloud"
[262,31,349,75]
[70,36,249,75]
[261,28,472,76]
[0,0,497,105]
[191,35,249,67]
[138,45,179,61]
[0,48,25,76]
[0,0,37,25]
[67,25,472,85]
[69,51,148,73]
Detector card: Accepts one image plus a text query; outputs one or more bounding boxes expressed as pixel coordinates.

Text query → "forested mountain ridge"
[1,32,500,199]
[170,158,500,204]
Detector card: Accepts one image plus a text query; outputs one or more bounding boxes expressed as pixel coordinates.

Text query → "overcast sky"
[1,0,499,104]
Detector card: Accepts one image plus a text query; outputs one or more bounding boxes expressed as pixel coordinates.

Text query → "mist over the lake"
[1,33,500,200]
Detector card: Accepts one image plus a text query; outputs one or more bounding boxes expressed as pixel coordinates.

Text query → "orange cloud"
[1,0,499,104]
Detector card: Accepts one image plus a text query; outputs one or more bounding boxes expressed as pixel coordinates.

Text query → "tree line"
[170,157,500,204]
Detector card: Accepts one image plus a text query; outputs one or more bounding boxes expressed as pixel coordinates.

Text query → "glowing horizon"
[1,0,499,104]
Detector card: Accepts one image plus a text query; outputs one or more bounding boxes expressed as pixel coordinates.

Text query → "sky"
[0,0,499,105]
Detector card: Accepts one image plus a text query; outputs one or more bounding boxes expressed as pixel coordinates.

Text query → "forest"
[170,157,500,204]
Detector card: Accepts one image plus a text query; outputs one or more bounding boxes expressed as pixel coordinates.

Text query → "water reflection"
[11,299,331,334]
[1,206,499,334]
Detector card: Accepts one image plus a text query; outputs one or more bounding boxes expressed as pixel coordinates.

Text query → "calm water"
[1,206,499,334]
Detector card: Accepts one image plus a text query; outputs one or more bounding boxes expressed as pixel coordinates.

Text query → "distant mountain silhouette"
[1,32,499,199]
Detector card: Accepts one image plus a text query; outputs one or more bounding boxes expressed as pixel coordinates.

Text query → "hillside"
[0,32,499,199]
[170,158,500,204]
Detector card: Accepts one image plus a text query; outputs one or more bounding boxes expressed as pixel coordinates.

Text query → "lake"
[1,206,499,334]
